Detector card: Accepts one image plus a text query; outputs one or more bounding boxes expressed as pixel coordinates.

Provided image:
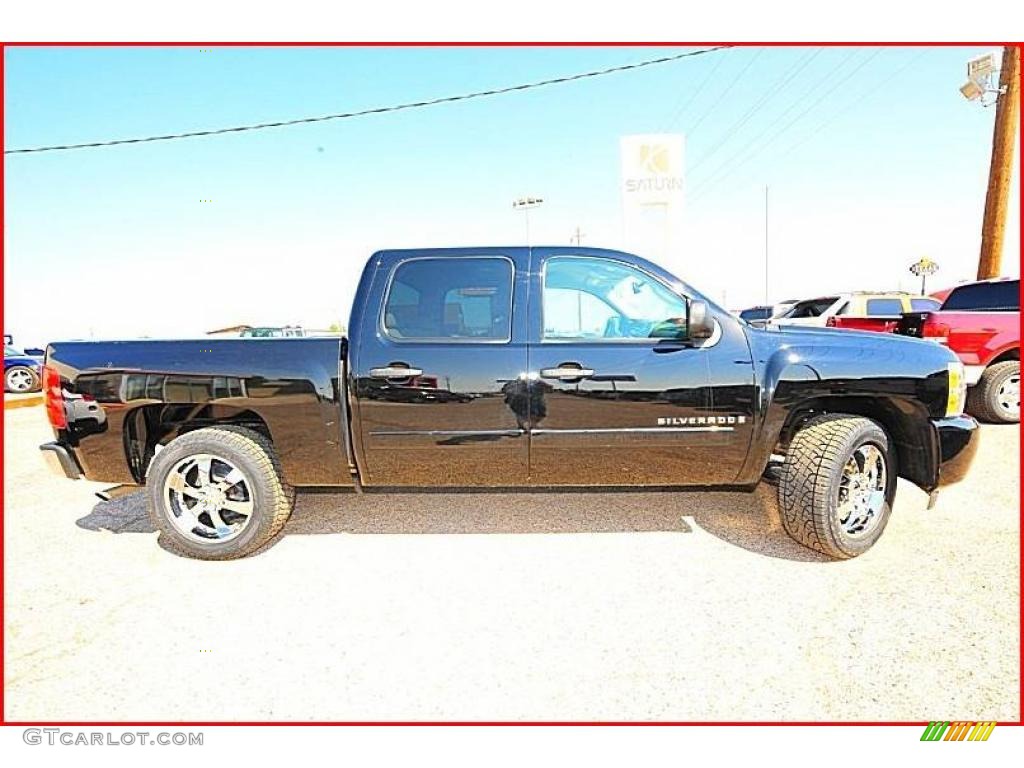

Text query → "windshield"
[739,307,772,321]
[781,297,839,318]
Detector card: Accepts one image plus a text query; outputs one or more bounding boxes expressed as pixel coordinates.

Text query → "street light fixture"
[960,51,1004,106]
[512,196,544,245]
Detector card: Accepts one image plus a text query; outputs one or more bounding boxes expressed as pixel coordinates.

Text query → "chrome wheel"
[996,373,1020,418]
[163,453,255,543]
[836,443,887,538]
[6,367,35,392]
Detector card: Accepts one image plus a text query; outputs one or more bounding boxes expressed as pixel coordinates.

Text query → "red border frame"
[0,40,1021,728]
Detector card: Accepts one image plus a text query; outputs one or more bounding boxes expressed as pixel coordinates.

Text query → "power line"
[689,48,877,204]
[687,48,821,174]
[687,48,862,201]
[682,47,765,137]
[771,48,929,164]
[6,46,731,156]
[658,49,727,132]
[684,48,860,198]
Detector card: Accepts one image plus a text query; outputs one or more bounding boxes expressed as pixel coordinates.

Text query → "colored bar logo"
[920,721,996,741]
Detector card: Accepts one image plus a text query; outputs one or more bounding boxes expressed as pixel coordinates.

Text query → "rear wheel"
[5,365,39,393]
[778,415,896,559]
[147,426,294,559]
[967,360,1019,424]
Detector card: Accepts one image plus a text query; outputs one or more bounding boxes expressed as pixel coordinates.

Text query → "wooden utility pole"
[978,45,1020,279]
[764,186,769,308]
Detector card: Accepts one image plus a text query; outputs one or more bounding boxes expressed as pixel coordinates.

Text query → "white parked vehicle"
[771,292,941,328]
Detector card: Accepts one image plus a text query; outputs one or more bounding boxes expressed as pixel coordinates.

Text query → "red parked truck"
[897,278,1019,423]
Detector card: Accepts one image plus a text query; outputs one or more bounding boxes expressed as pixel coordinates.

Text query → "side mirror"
[688,300,715,339]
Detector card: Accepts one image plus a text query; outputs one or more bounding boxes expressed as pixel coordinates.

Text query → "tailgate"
[831,316,899,333]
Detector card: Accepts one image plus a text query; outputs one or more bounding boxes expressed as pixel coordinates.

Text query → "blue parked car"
[4,345,43,393]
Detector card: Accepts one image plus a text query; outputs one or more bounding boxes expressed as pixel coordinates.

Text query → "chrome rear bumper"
[39,441,81,480]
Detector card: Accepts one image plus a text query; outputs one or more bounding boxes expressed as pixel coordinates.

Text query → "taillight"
[42,365,67,429]
[922,320,950,344]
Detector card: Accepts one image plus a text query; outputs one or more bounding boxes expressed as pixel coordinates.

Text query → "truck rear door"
[525,248,754,486]
[350,248,530,486]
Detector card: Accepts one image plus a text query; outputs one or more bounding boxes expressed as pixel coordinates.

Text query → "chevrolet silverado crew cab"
[40,247,979,560]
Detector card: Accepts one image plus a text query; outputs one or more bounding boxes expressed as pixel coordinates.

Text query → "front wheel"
[778,415,896,559]
[146,426,294,559]
[967,360,1019,424]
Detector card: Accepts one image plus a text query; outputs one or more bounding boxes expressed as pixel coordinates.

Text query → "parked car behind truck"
[827,295,941,333]
[39,247,978,560]
[897,277,1019,423]
[5,345,42,393]
[774,292,940,330]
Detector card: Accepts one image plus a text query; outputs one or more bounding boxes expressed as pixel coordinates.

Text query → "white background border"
[1,2,1020,764]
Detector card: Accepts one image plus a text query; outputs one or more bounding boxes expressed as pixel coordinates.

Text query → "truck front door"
[351,249,530,487]
[526,249,754,486]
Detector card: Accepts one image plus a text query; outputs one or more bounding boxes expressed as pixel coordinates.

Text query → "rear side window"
[910,297,941,312]
[383,257,513,341]
[942,280,1020,312]
[865,298,905,316]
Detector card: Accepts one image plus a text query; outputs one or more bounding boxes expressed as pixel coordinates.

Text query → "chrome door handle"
[369,366,423,379]
[540,366,595,380]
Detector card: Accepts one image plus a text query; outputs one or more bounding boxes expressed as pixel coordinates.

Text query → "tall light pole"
[764,185,769,308]
[960,47,1021,279]
[979,47,1020,278]
[513,197,544,246]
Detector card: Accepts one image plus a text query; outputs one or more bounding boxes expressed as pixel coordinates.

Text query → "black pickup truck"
[40,247,979,560]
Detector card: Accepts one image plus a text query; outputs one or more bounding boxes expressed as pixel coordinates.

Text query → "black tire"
[5,365,40,393]
[966,360,1019,424]
[778,414,897,559]
[146,426,294,559]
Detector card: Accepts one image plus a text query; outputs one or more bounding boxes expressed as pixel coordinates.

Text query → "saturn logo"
[639,144,670,174]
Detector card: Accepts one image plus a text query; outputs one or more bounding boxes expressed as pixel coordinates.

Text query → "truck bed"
[43,337,353,487]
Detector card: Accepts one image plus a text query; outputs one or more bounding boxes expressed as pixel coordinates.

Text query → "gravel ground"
[3,405,1019,721]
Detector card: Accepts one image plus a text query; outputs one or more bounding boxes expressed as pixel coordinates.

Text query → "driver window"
[542,257,689,341]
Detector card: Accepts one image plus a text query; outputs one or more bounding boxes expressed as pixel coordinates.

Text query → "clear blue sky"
[4,45,1017,345]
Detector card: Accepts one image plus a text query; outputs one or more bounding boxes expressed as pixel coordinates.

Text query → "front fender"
[739,329,953,490]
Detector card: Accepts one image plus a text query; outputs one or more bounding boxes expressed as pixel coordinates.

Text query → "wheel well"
[124,403,273,483]
[989,347,1019,365]
[777,395,935,489]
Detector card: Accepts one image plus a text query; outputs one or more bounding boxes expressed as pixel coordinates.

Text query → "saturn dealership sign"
[620,133,685,268]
